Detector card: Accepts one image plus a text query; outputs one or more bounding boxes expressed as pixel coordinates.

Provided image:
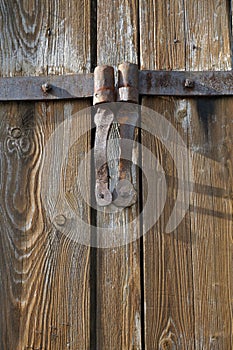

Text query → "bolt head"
[95,185,112,206]
[11,128,22,138]
[41,82,51,93]
[184,79,194,88]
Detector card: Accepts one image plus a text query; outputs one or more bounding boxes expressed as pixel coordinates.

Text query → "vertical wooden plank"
[185,0,231,71]
[0,103,31,350]
[140,0,186,70]
[140,96,195,349]
[187,98,233,349]
[140,1,193,349]
[97,0,138,70]
[0,101,91,350]
[0,1,91,349]
[140,0,233,349]
[184,1,233,348]
[96,1,142,349]
[0,0,91,76]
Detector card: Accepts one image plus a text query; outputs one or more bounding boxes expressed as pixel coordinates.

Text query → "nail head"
[184,79,194,88]
[41,82,51,93]
[11,128,22,138]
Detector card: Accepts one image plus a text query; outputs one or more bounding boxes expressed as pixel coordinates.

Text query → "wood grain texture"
[184,0,231,71]
[188,98,233,349]
[184,2,232,348]
[0,1,92,349]
[96,1,141,349]
[140,2,195,349]
[97,0,138,71]
[140,0,232,349]
[0,0,91,77]
[141,97,195,349]
[140,0,186,70]
[0,101,91,350]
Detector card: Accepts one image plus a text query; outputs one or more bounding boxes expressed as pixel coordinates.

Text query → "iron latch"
[93,63,138,207]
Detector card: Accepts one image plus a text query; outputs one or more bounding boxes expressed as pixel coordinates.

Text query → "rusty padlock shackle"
[93,62,139,207]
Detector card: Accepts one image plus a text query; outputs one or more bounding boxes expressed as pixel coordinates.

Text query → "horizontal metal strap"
[139,70,233,96]
[1,71,233,101]
[0,73,94,101]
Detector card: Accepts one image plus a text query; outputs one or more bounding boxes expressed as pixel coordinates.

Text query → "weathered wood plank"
[0,100,91,350]
[0,1,92,349]
[184,1,232,348]
[97,0,138,70]
[0,0,91,77]
[96,1,141,349]
[184,0,231,71]
[0,103,31,350]
[140,96,195,349]
[32,101,91,350]
[140,1,195,348]
[140,0,186,70]
[140,0,233,349]
[188,98,233,349]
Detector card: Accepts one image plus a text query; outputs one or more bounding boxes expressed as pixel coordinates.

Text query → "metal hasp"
[93,63,138,208]
[93,65,115,206]
[113,62,138,207]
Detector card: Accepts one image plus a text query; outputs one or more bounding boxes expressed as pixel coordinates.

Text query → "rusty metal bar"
[0,73,94,101]
[139,70,233,96]
[1,70,233,101]
[113,63,138,208]
[93,65,115,206]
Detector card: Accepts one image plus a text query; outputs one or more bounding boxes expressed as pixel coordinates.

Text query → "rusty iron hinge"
[93,63,138,207]
[1,70,233,101]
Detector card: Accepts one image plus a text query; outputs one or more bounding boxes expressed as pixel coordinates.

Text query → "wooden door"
[0,1,232,349]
